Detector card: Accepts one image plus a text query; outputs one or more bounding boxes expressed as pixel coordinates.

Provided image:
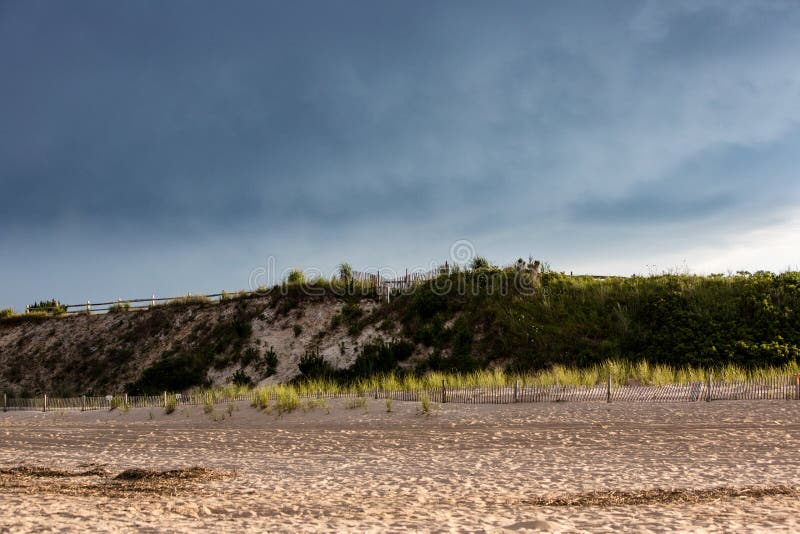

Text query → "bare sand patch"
[1,400,799,532]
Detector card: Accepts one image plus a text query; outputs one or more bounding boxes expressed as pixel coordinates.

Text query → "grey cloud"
[2,0,800,311]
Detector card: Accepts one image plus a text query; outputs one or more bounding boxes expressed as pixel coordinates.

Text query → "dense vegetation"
[2,266,799,396]
[124,300,259,395]
[386,269,800,373]
[27,299,67,315]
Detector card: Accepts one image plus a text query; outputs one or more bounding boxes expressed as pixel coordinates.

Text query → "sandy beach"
[1,399,799,532]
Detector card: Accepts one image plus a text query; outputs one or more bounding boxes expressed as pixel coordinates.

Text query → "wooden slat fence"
[18,265,463,315]
[4,376,799,412]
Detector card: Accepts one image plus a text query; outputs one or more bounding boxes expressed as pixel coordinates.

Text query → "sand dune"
[2,400,799,532]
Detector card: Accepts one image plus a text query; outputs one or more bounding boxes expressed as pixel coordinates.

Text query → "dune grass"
[238,360,799,402]
[164,395,177,414]
[418,392,432,415]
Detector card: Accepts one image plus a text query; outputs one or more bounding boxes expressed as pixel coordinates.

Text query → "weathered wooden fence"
[17,262,560,315]
[21,269,439,315]
[3,376,799,412]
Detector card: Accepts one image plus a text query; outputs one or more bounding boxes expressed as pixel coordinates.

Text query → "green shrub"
[231,369,253,387]
[470,256,490,270]
[127,351,212,395]
[338,263,353,282]
[256,347,279,377]
[164,395,177,414]
[293,324,303,337]
[240,347,259,367]
[0,308,15,319]
[165,295,211,307]
[287,270,306,284]
[346,339,414,378]
[28,299,66,315]
[342,302,363,322]
[298,351,335,380]
[347,322,363,336]
[108,301,131,313]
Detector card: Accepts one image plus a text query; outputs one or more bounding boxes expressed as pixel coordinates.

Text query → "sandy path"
[1,400,799,532]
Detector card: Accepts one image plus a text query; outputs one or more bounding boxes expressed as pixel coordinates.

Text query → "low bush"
[127,351,213,395]
[165,295,211,307]
[346,339,414,379]
[164,395,177,414]
[256,347,279,377]
[28,299,66,315]
[231,369,253,387]
[108,301,131,313]
[298,351,335,380]
[287,270,306,284]
[240,347,259,367]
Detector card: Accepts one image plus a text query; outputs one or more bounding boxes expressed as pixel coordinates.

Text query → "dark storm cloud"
[2,0,800,310]
[1,1,447,230]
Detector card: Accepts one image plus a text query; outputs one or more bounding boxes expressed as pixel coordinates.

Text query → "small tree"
[287,269,306,284]
[298,350,335,379]
[470,256,490,270]
[338,262,353,282]
[231,369,253,387]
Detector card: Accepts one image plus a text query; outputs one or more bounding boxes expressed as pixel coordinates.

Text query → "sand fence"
[3,375,800,412]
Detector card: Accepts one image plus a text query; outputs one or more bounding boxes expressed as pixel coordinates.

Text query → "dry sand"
[1,399,799,532]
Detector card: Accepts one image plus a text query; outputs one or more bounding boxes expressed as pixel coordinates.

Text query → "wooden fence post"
[3,393,6,412]
[164,391,167,407]
[441,380,447,404]
[514,380,519,403]
[43,394,47,413]
[796,375,800,401]
[706,373,712,402]
[124,393,128,408]
[607,374,612,403]
[81,395,85,412]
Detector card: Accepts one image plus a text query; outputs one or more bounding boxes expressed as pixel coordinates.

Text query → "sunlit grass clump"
[242,359,799,402]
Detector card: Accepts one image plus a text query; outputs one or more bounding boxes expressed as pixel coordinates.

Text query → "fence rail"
[20,269,441,315]
[18,263,607,315]
[3,376,799,412]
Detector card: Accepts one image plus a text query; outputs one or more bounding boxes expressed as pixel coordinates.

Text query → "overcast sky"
[2,0,799,311]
